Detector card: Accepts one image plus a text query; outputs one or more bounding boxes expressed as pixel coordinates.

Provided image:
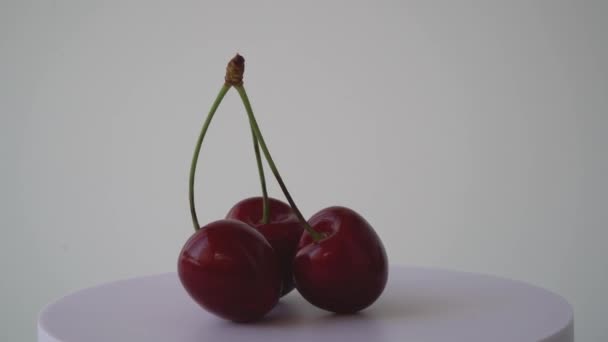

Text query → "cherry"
[293,206,388,314]
[226,197,303,296]
[177,219,282,322]
[180,55,289,322]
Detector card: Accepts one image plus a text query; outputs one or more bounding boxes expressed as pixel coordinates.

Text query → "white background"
[1,1,607,341]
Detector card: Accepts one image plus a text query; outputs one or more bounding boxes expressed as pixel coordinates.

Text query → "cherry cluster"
[178,55,388,322]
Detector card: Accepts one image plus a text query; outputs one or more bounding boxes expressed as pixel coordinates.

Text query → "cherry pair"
[178,55,388,322]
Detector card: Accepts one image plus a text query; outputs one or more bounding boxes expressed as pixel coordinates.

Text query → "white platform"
[38,266,573,342]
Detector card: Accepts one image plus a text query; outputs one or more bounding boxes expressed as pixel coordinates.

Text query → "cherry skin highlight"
[293,206,388,314]
[178,219,282,322]
[226,197,304,296]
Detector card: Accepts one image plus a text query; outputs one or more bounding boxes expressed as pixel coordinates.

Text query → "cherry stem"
[249,121,270,224]
[189,84,231,231]
[235,85,324,242]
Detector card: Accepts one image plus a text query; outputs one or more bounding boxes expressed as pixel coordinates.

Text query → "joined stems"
[235,85,324,242]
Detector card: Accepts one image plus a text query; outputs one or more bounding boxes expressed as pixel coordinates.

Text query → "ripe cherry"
[226,197,303,296]
[178,219,282,322]
[293,206,388,313]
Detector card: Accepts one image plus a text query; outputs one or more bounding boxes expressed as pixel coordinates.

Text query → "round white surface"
[38,266,573,342]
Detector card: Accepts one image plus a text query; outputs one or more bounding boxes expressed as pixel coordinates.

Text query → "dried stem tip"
[225,54,245,86]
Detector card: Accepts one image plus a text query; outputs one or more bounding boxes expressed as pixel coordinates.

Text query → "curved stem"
[235,85,324,241]
[249,122,270,224]
[189,84,231,231]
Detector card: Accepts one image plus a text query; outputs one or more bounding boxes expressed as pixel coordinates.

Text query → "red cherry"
[293,206,388,313]
[226,197,304,296]
[177,219,282,322]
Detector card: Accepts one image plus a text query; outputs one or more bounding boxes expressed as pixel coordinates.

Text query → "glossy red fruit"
[178,219,282,322]
[226,197,303,296]
[293,206,388,313]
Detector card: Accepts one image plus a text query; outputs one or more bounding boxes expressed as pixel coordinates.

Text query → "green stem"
[235,85,324,241]
[249,122,270,224]
[189,84,231,231]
